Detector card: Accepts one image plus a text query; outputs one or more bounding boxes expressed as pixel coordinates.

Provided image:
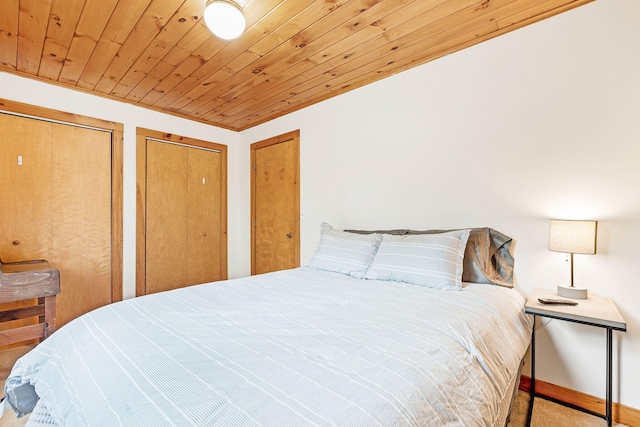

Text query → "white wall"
[239,0,640,410]
[0,72,245,298]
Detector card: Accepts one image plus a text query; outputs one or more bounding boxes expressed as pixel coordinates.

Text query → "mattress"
[4,267,532,426]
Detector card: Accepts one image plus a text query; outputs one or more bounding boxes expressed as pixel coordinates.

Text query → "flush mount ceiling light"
[203,0,245,40]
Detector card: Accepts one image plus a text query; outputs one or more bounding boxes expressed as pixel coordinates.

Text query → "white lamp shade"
[549,219,597,254]
[204,1,245,40]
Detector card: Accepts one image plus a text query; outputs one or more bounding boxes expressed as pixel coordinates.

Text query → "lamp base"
[557,285,588,300]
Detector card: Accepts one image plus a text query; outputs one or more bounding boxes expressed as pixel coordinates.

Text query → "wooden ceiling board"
[93,0,187,95]
[0,0,19,70]
[124,22,213,102]
[109,0,204,99]
[76,0,153,89]
[136,31,229,106]
[17,0,52,74]
[57,0,119,85]
[37,0,84,81]
[1,0,594,131]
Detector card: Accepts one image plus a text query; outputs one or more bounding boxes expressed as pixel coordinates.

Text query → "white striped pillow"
[365,230,471,290]
[309,223,382,278]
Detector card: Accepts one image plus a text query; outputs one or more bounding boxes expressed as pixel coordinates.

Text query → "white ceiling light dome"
[204,0,246,40]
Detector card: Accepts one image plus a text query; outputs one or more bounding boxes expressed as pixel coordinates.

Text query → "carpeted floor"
[508,390,628,427]
[0,345,629,427]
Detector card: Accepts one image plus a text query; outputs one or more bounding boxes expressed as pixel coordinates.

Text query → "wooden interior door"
[51,124,112,327]
[187,148,223,285]
[145,140,188,294]
[251,130,300,275]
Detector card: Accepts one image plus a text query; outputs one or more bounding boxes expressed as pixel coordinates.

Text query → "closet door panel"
[146,141,188,293]
[0,113,52,349]
[187,148,222,285]
[0,113,52,262]
[51,124,112,327]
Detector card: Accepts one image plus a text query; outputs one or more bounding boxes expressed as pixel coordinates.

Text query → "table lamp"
[549,219,597,299]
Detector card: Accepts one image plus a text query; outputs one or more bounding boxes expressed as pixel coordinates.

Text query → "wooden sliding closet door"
[138,128,227,296]
[187,148,223,285]
[51,125,112,326]
[0,114,52,346]
[0,106,118,333]
[0,114,52,262]
[146,141,188,294]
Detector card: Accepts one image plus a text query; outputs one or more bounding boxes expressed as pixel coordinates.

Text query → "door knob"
[286,233,294,239]
[12,240,20,245]
[202,232,207,237]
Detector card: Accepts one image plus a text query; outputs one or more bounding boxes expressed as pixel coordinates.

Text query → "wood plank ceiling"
[0,0,592,131]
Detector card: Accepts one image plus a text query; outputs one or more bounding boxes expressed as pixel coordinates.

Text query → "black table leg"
[527,316,536,427]
[606,327,612,427]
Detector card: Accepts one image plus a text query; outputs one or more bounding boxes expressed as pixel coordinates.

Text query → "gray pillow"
[345,227,514,287]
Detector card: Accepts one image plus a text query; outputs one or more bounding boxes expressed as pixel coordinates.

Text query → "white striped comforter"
[4,267,532,427]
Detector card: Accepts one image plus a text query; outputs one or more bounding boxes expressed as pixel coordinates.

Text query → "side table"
[524,288,626,427]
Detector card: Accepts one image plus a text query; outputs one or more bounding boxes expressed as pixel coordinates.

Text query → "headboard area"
[344,227,514,287]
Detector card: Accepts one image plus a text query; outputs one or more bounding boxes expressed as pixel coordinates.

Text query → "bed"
[2,225,533,426]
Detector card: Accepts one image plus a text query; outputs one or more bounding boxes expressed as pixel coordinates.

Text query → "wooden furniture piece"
[524,288,627,427]
[0,259,60,346]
